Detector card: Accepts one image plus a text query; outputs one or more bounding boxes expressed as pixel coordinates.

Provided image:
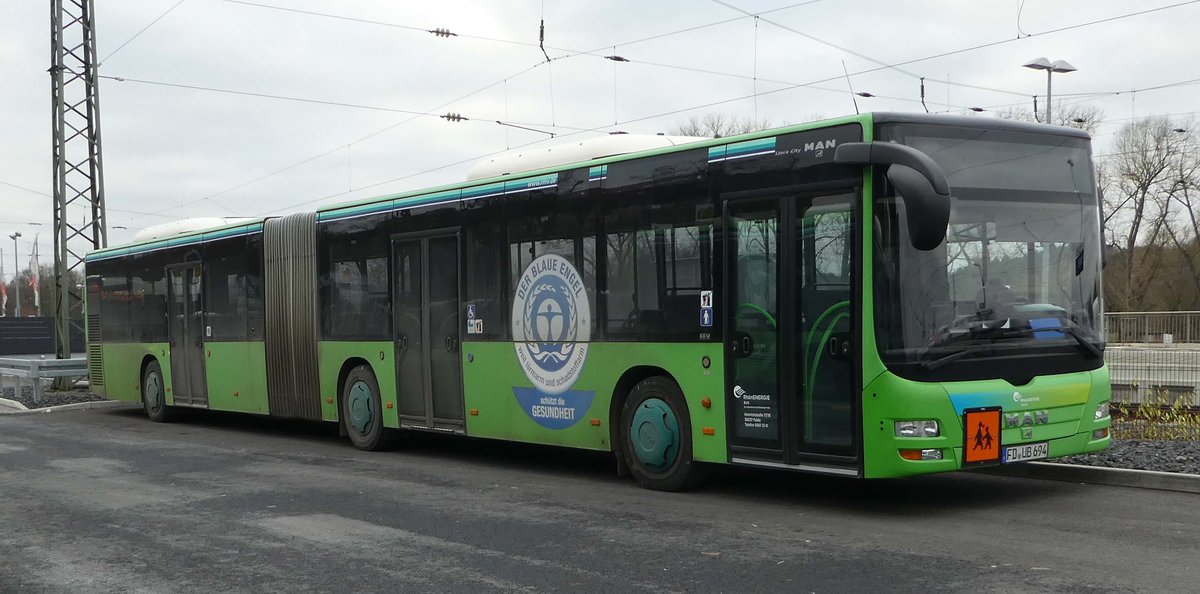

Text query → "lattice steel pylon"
[50,0,107,366]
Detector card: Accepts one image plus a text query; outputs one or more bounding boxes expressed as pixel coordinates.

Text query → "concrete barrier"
[982,461,1200,494]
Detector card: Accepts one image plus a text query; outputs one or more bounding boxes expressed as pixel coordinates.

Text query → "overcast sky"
[1,0,1197,264]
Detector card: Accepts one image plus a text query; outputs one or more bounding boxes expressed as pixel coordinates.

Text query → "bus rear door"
[392,231,465,432]
[167,263,208,407]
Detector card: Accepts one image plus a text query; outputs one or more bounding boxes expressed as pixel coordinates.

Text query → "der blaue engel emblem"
[511,254,594,429]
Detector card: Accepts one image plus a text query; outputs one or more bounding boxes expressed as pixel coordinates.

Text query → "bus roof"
[873,111,1092,139]
[87,111,1089,261]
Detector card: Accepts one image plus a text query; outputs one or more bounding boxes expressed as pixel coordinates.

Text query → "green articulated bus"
[84,112,1111,490]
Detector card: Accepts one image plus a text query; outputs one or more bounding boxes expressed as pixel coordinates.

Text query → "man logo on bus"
[512,254,591,395]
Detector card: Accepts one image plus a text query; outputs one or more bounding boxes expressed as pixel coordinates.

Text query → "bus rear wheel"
[620,376,705,491]
[341,364,391,451]
[141,360,175,423]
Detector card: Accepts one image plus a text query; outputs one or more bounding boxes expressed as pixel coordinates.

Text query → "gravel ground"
[0,386,107,409]
[1058,438,1200,475]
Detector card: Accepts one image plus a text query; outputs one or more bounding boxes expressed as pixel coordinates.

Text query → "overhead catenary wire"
[131,0,1200,220]
[144,1,827,220]
[712,0,1031,99]
[0,178,175,221]
[110,67,597,220]
[223,0,535,49]
[752,16,759,121]
[101,75,442,117]
[1054,77,1200,98]
[98,76,592,133]
[252,137,552,216]
[600,0,1200,130]
[224,0,825,60]
[226,0,1030,103]
[99,0,190,65]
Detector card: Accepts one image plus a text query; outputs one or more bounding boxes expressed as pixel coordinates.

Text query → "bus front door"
[392,232,465,432]
[167,264,208,407]
[725,192,857,469]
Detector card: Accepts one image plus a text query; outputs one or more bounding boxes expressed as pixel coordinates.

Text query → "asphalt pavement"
[1,406,1197,593]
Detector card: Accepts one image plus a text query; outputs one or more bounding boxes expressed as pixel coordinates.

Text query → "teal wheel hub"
[629,398,679,471]
[348,380,374,434]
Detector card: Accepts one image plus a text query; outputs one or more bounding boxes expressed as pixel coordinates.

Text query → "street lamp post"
[8,232,21,318]
[1023,57,1077,125]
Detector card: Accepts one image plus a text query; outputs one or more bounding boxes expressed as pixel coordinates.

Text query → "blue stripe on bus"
[504,173,558,192]
[708,137,777,162]
[459,182,505,200]
[316,200,394,222]
[319,173,560,223]
[85,223,263,262]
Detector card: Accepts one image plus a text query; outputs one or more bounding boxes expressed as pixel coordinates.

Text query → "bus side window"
[605,224,714,339]
[602,149,713,341]
[100,264,131,342]
[320,219,390,341]
[464,221,504,340]
[204,237,250,341]
[245,234,264,341]
[129,251,168,342]
[505,171,599,337]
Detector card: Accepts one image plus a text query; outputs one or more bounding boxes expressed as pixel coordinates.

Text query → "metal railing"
[1106,311,1200,345]
[0,357,88,406]
[1106,346,1200,407]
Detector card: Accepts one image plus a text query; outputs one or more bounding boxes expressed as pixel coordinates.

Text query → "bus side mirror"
[834,142,952,251]
[886,165,950,251]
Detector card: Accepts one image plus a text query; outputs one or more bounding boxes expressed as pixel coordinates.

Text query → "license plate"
[1003,441,1048,463]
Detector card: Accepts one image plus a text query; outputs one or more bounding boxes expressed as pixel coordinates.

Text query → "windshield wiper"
[929,325,1027,348]
[922,324,1102,369]
[921,349,979,370]
[1057,326,1103,359]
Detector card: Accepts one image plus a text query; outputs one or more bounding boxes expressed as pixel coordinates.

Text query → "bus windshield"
[873,124,1104,378]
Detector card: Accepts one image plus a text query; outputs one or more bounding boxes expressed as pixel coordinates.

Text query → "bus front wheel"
[141,360,175,423]
[341,364,391,451]
[619,376,705,491]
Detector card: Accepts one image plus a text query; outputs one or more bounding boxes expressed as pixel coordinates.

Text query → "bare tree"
[1100,116,1195,310]
[671,113,774,138]
[1160,124,1200,306]
[993,102,1105,136]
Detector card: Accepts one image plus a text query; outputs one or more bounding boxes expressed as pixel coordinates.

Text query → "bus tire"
[341,364,390,451]
[620,376,706,492]
[141,360,175,422]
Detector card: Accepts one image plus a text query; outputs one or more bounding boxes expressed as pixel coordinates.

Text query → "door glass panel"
[798,194,854,450]
[428,235,463,421]
[393,240,425,418]
[187,266,208,405]
[168,268,189,404]
[728,202,781,447]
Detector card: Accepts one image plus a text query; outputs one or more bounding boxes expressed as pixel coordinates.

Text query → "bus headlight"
[895,420,940,438]
[1094,402,1110,420]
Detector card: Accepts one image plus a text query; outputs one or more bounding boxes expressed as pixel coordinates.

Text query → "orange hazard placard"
[962,407,1002,465]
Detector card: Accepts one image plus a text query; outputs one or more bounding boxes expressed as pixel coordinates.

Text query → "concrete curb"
[0,400,138,416]
[0,397,29,411]
[983,461,1200,494]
